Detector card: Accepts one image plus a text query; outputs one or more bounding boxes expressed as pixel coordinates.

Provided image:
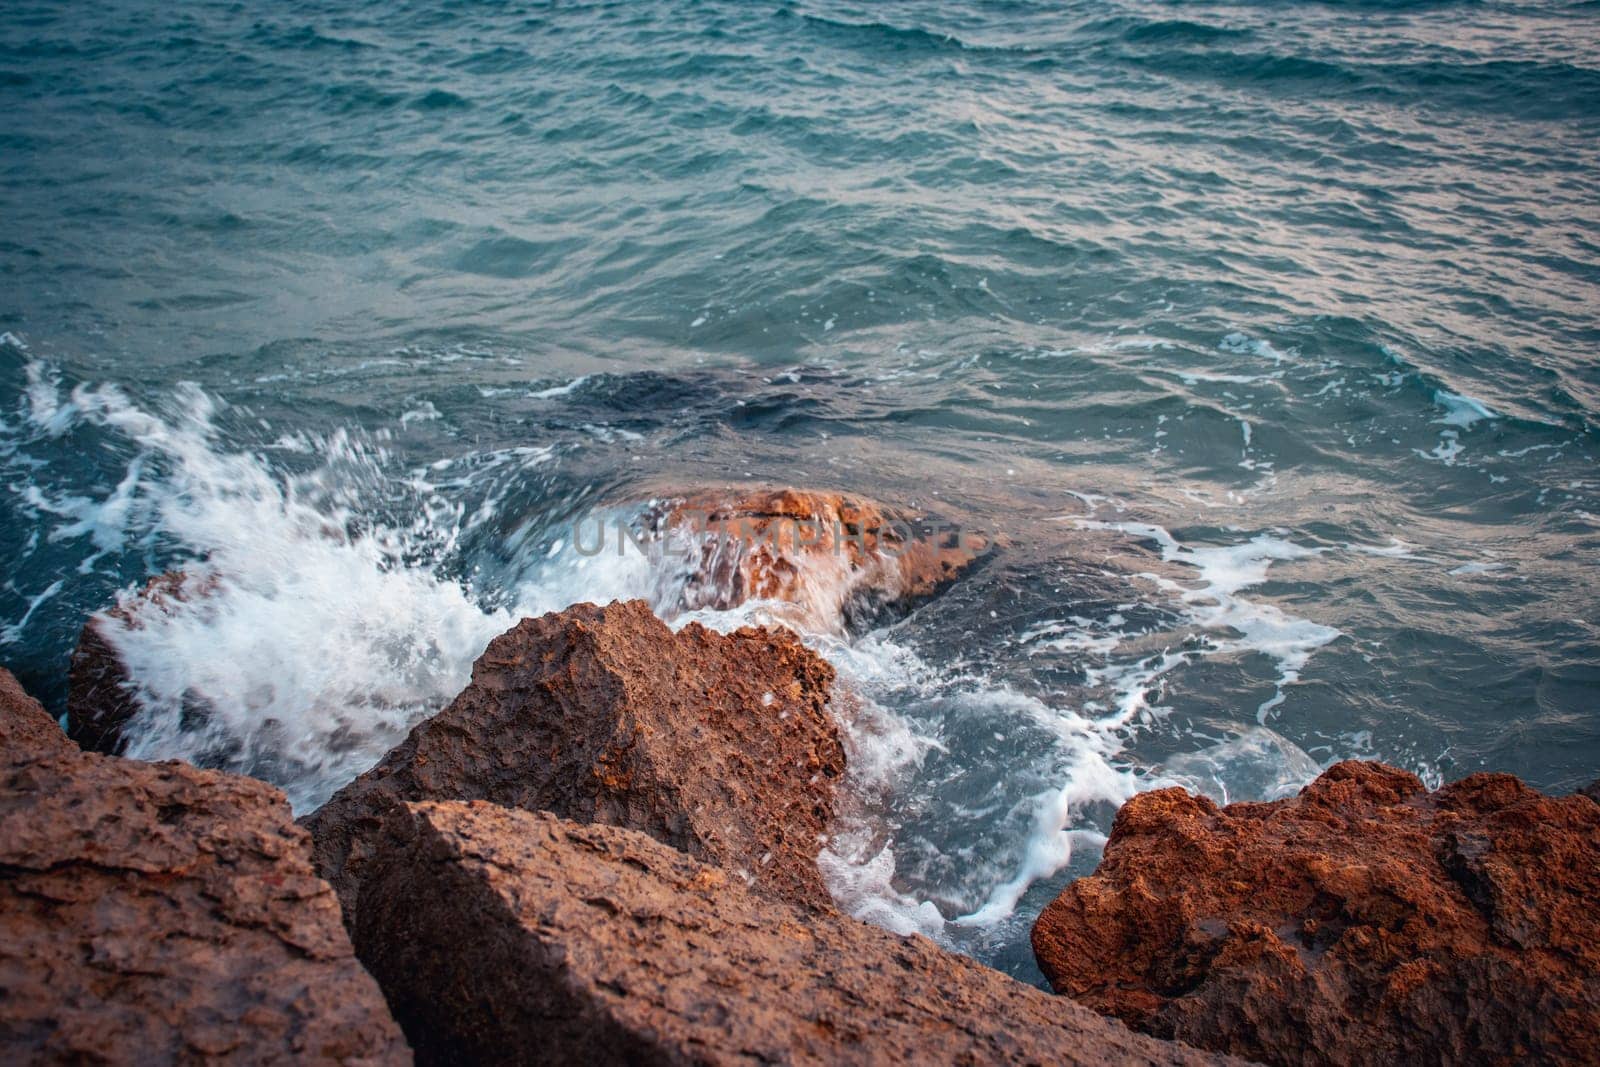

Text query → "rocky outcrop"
[303,599,845,924]
[0,665,73,760]
[354,799,1234,1066]
[0,667,409,1064]
[1032,760,1600,1067]
[641,487,988,631]
[67,570,212,754]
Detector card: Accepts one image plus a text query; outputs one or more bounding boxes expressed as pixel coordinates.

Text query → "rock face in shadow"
[303,599,845,925]
[642,487,988,632]
[354,799,1235,1067]
[67,571,211,754]
[0,667,410,1065]
[1032,760,1600,1067]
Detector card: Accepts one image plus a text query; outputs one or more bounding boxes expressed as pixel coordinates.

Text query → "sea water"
[3,0,1598,982]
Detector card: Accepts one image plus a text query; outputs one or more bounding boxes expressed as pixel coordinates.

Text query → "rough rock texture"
[1032,760,1600,1067]
[0,666,72,760]
[643,487,988,631]
[355,799,1235,1067]
[67,570,210,754]
[0,668,410,1064]
[304,599,845,924]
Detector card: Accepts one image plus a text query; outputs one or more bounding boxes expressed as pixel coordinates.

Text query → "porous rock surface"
[0,667,409,1064]
[0,665,72,760]
[354,799,1235,1066]
[642,486,988,631]
[1032,760,1600,1067]
[303,598,845,923]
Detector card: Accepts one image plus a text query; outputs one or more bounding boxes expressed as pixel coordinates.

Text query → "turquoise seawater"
[3,1,1598,979]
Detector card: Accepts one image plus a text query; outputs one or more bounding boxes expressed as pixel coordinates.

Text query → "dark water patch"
[409,88,473,111]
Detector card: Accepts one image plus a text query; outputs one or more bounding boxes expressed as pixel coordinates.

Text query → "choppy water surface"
[3,0,1598,980]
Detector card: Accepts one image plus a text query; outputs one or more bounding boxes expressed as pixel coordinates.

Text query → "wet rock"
[1032,760,1600,1067]
[354,799,1236,1067]
[67,570,213,754]
[640,486,988,631]
[0,668,410,1065]
[304,598,845,924]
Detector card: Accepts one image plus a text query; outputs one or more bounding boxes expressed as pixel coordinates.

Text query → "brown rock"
[67,570,214,754]
[303,599,845,924]
[1031,760,1600,1066]
[642,487,987,631]
[0,666,72,761]
[0,670,410,1064]
[354,799,1236,1067]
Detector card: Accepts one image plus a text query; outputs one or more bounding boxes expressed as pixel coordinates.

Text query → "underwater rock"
[353,799,1236,1066]
[0,668,409,1064]
[1032,760,1600,1067]
[67,570,214,755]
[639,486,988,632]
[303,599,845,925]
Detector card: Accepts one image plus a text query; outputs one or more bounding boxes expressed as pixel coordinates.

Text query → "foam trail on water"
[925,519,1341,932]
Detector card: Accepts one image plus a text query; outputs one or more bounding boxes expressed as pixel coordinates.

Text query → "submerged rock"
[1031,760,1600,1067]
[304,598,845,923]
[0,667,409,1064]
[640,486,988,631]
[354,799,1234,1066]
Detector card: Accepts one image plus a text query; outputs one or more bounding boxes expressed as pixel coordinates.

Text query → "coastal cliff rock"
[642,487,987,631]
[1031,760,1600,1067]
[0,667,410,1064]
[303,598,845,923]
[354,799,1235,1067]
[67,570,211,754]
[0,665,73,760]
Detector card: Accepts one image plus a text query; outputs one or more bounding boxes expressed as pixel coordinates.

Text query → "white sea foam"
[1158,726,1321,804]
[1219,331,1294,363]
[528,374,590,400]
[1433,389,1497,427]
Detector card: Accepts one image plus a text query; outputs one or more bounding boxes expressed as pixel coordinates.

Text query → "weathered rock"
[304,599,845,924]
[67,570,213,754]
[0,666,72,761]
[641,487,988,632]
[0,669,410,1065]
[355,799,1236,1067]
[1032,760,1600,1067]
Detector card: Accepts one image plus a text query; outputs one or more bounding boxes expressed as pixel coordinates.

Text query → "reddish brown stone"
[354,799,1237,1067]
[303,599,845,924]
[0,667,410,1064]
[1031,760,1600,1067]
[644,487,987,630]
[0,665,71,761]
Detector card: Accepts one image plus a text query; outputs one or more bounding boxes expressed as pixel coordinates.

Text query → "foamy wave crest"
[13,373,526,809]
